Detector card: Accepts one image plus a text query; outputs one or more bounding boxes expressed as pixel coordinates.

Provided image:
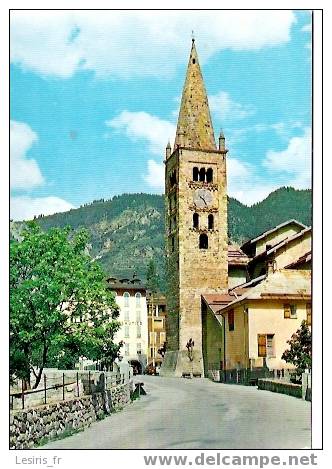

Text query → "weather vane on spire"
[192,30,195,42]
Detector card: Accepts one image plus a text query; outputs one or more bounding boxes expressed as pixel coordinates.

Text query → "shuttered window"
[258,334,266,357]
[258,334,275,357]
[290,304,297,318]
[306,303,312,326]
[284,303,297,318]
[266,334,275,357]
[284,304,291,318]
[228,310,235,331]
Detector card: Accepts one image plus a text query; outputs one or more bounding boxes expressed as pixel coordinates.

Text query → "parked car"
[144,363,156,375]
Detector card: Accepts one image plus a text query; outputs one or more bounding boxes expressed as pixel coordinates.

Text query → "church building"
[161,39,228,377]
[160,40,312,380]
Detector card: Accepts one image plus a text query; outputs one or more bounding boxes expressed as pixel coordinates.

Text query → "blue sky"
[10,10,312,220]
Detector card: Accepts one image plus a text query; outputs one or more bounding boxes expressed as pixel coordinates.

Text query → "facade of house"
[228,245,249,289]
[202,262,311,378]
[217,269,311,371]
[202,221,312,378]
[241,219,307,258]
[107,277,148,374]
[146,293,167,368]
[242,222,311,279]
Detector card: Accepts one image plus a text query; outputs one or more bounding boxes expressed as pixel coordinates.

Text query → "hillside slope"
[12,187,312,290]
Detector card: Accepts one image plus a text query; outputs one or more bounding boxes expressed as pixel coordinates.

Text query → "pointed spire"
[219,129,225,151]
[174,40,216,151]
[166,141,171,159]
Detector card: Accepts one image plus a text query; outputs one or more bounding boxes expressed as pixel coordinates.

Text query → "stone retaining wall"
[257,378,302,399]
[10,382,132,449]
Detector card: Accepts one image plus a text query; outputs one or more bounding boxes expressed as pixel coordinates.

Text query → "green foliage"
[281,320,312,378]
[11,188,312,293]
[10,222,121,388]
[146,259,160,293]
[228,187,312,244]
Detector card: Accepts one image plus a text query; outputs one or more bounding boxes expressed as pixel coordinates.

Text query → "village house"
[227,245,250,289]
[107,276,148,374]
[146,293,167,370]
[241,220,311,279]
[202,221,312,380]
[205,269,311,375]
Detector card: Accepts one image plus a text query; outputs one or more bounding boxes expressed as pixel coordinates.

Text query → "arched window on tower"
[199,167,206,182]
[170,170,177,187]
[193,213,199,229]
[208,214,214,230]
[199,233,208,250]
[206,168,213,183]
[193,167,199,181]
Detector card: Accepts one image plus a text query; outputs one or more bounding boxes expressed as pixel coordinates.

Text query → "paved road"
[43,376,311,449]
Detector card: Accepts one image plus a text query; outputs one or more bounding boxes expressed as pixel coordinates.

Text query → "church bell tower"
[161,39,228,377]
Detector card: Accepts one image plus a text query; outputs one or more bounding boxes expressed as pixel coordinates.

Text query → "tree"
[281,320,312,380]
[10,222,121,388]
[146,259,159,293]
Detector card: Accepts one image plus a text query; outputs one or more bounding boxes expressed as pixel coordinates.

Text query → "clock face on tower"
[193,188,213,208]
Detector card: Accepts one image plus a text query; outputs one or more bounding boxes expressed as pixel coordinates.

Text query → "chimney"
[266,259,276,276]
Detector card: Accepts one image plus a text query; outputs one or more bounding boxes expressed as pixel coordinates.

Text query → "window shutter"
[306,303,312,326]
[258,334,267,357]
[284,304,291,318]
[228,310,235,331]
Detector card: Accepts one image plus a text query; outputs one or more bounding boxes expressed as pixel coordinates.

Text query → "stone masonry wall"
[10,382,131,449]
[257,378,302,399]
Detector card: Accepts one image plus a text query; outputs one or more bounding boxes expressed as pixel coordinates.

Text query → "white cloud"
[10,11,296,79]
[227,156,279,206]
[143,160,164,191]
[106,111,176,156]
[263,127,311,189]
[10,120,75,219]
[209,91,254,122]
[106,111,174,191]
[270,120,304,140]
[301,22,312,55]
[10,120,44,190]
[226,120,305,147]
[11,196,75,221]
[302,23,312,32]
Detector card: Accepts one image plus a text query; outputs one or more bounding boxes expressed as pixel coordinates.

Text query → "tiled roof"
[228,245,250,266]
[202,293,236,313]
[248,227,312,264]
[216,269,311,313]
[285,251,311,269]
[241,219,307,250]
[106,277,146,291]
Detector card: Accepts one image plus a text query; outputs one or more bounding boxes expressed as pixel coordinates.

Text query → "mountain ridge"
[11,187,312,291]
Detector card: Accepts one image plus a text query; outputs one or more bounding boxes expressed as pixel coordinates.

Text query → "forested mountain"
[228,187,312,244]
[11,187,312,291]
